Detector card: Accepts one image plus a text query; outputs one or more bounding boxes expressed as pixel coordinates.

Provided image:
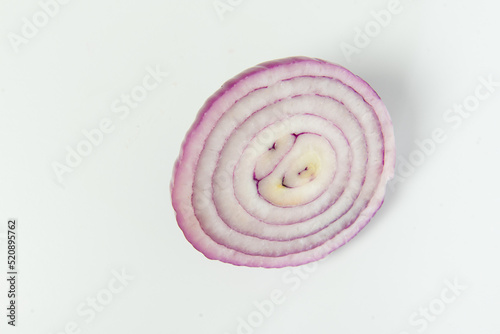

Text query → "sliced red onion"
[171,57,395,268]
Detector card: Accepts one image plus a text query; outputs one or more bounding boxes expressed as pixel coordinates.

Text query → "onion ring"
[171,57,395,268]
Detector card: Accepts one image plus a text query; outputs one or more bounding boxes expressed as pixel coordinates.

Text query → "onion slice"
[171,57,395,268]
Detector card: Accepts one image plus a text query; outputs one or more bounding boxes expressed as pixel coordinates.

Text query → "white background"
[1,0,499,333]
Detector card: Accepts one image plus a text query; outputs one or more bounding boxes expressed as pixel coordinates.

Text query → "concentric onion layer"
[171,57,395,268]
